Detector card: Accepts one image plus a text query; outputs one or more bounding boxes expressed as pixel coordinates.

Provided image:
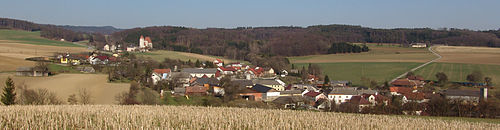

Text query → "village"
[11,35,493,116]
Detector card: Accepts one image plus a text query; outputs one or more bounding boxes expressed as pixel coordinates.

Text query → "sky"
[0,0,499,30]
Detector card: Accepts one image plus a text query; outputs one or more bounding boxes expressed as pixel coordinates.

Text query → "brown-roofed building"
[185,85,208,96]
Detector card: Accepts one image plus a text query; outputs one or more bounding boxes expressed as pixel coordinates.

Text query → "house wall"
[190,73,215,78]
[328,94,354,104]
[240,93,263,101]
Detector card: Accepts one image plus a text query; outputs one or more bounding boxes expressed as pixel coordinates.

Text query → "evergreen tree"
[323,75,330,85]
[1,77,16,105]
[195,59,201,68]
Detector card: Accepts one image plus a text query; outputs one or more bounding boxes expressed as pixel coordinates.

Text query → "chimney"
[480,88,488,100]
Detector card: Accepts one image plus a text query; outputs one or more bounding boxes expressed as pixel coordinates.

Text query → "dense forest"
[109,25,500,60]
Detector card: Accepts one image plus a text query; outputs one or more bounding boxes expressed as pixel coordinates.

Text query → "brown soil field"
[435,46,500,65]
[0,42,89,71]
[0,73,129,104]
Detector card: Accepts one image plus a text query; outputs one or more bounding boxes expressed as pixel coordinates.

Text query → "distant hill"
[57,25,122,35]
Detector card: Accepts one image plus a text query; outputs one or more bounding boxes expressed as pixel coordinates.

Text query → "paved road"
[390,46,442,83]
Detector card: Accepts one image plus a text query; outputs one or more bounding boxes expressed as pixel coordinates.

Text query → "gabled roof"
[443,89,481,97]
[186,86,207,93]
[390,87,413,94]
[253,79,281,85]
[251,84,276,93]
[272,96,305,105]
[214,59,223,63]
[219,66,236,71]
[350,96,371,105]
[153,69,171,74]
[232,79,254,87]
[280,90,302,95]
[304,91,321,97]
[182,68,217,74]
[329,89,358,95]
[145,37,152,43]
[403,92,425,100]
[194,78,220,86]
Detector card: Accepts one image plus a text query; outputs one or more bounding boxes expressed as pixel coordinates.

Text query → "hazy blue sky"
[1,0,499,30]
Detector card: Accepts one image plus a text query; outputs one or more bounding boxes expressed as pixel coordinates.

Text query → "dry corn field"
[0,105,499,129]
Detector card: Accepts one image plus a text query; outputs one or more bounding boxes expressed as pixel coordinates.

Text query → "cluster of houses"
[57,52,118,66]
[152,64,489,112]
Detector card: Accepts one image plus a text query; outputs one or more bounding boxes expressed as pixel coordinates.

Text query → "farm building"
[181,68,217,78]
[411,43,427,48]
[442,88,487,102]
[16,67,49,77]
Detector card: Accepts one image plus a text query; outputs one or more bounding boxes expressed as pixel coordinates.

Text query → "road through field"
[390,46,442,83]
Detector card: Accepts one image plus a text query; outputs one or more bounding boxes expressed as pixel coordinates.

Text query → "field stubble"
[0,105,498,129]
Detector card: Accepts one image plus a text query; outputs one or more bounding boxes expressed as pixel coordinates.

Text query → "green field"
[138,50,249,64]
[294,62,422,85]
[414,62,500,86]
[0,29,85,47]
[289,44,435,63]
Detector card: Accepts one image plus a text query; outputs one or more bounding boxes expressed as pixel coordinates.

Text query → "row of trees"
[327,43,369,54]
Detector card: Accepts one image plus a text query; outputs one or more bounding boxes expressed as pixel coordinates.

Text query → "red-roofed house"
[217,66,236,74]
[214,59,224,67]
[402,92,426,103]
[152,69,171,85]
[185,85,208,96]
[390,87,414,95]
[349,96,373,111]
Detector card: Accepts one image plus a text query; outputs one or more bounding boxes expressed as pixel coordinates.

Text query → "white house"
[103,44,110,51]
[411,43,427,48]
[181,68,217,78]
[151,69,171,85]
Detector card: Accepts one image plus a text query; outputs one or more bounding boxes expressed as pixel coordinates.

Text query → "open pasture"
[138,50,248,64]
[414,62,500,86]
[289,45,435,63]
[294,62,421,85]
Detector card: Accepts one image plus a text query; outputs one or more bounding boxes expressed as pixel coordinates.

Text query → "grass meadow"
[294,62,421,85]
[0,105,498,129]
[414,62,500,86]
[137,50,249,64]
[289,44,436,63]
[0,29,85,47]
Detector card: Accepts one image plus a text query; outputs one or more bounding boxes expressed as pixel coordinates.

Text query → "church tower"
[139,35,145,48]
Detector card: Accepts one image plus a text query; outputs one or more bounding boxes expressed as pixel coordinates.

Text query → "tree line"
[0,18,105,43]
[328,43,369,54]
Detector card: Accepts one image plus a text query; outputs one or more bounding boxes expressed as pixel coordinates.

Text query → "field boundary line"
[390,46,442,83]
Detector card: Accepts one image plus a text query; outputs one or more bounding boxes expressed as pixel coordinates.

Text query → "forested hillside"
[58,25,122,35]
[0,18,101,43]
[110,25,500,60]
